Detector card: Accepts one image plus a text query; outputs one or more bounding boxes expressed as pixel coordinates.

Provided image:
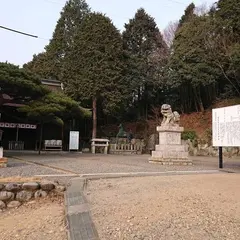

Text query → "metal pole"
[219,147,223,169]
[16,127,19,141]
[38,123,43,155]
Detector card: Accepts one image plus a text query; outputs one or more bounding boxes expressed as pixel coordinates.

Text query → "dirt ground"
[0,197,67,240]
[87,173,240,240]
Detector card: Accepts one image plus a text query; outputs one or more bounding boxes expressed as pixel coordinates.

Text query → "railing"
[8,141,24,150]
[109,142,143,154]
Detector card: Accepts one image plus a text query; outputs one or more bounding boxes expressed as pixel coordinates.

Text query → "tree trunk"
[194,96,199,112]
[193,87,204,112]
[199,99,204,112]
[145,103,148,120]
[197,88,204,112]
[61,124,64,151]
[92,97,97,139]
[38,122,43,155]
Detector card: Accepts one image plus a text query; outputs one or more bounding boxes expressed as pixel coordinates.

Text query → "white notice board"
[69,131,79,150]
[212,105,240,147]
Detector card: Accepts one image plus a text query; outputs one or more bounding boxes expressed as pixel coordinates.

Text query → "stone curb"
[80,170,221,180]
[65,177,99,240]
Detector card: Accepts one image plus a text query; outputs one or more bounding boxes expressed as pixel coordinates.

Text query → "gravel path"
[0,196,66,240]
[0,158,65,178]
[7,153,232,175]
[86,173,240,240]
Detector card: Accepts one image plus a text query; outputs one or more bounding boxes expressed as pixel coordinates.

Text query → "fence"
[109,142,143,154]
[8,141,24,150]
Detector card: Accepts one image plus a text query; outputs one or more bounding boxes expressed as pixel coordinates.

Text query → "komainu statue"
[161,104,180,126]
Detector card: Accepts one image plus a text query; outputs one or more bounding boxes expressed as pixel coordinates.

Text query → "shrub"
[205,128,212,145]
[181,130,197,141]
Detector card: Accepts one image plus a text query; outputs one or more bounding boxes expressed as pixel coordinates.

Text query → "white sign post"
[69,131,79,151]
[212,104,240,168]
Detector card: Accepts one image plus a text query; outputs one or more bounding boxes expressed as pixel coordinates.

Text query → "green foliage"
[0,62,49,100]
[0,62,90,125]
[178,3,196,28]
[23,52,54,80]
[63,12,128,114]
[181,130,197,141]
[164,1,239,114]
[216,0,240,37]
[19,91,90,124]
[207,0,240,96]
[205,128,212,145]
[24,0,90,80]
[169,14,220,112]
[122,8,168,118]
[21,0,240,129]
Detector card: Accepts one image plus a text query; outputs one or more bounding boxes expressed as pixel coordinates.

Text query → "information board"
[212,105,240,147]
[69,131,79,150]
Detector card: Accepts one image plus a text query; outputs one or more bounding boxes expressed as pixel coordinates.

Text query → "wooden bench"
[91,138,109,154]
[44,140,62,151]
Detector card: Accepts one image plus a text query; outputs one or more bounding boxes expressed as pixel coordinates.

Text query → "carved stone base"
[0,157,8,168]
[149,125,192,165]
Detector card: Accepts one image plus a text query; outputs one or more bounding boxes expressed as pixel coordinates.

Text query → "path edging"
[65,177,99,240]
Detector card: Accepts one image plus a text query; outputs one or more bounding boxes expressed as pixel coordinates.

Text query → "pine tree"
[24,0,90,80]
[122,8,168,119]
[0,62,90,153]
[62,13,127,138]
[0,62,90,118]
[0,62,48,104]
[178,3,196,28]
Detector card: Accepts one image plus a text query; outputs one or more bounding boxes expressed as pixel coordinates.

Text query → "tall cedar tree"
[178,3,195,28]
[62,13,127,138]
[168,2,224,113]
[170,15,220,113]
[122,8,168,119]
[212,0,240,95]
[216,0,240,38]
[24,0,90,80]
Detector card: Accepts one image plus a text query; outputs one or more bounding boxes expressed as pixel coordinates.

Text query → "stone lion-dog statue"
[161,104,180,126]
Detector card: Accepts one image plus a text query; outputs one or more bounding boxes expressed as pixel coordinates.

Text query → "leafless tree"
[163,21,179,47]
[195,2,210,16]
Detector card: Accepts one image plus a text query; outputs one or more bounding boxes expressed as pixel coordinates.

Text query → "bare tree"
[204,24,240,95]
[195,2,210,16]
[163,21,179,47]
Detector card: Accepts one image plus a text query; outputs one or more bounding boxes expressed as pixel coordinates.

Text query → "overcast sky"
[0,0,216,66]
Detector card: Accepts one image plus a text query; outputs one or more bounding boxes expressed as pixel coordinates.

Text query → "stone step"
[151,150,188,159]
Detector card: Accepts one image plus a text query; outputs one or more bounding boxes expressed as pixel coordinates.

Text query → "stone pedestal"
[149,125,192,165]
[0,147,7,168]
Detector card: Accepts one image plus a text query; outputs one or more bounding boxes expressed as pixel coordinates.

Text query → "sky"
[0,0,216,66]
